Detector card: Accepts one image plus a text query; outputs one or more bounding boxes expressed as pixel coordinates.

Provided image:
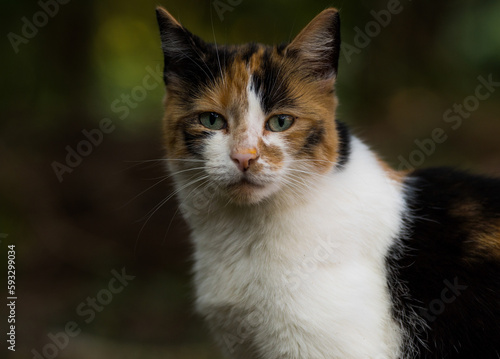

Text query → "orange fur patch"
[377,157,407,184]
[258,138,284,171]
[449,200,500,261]
[161,12,343,176]
[472,229,500,260]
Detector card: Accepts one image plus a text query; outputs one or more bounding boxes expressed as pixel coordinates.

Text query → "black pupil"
[278,116,286,128]
[209,113,217,126]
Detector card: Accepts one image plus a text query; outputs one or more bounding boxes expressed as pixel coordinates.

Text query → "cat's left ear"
[156,7,210,84]
[287,8,341,79]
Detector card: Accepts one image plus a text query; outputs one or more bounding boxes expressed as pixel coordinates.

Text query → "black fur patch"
[183,129,214,157]
[301,126,325,154]
[241,43,259,64]
[156,11,238,102]
[251,48,297,113]
[276,42,288,56]
[387,167,500,358]
[335,120,351,169]
[330,12,341,76]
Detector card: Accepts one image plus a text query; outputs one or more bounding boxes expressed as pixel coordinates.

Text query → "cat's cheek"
[296,133,338,174]
[203,132,231,164]
[258,138,286,172]
[202,134,253,186]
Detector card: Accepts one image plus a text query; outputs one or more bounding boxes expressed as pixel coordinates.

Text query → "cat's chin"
[226,178,276,205]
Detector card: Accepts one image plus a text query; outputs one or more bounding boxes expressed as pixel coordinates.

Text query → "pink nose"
[231,150,259,172]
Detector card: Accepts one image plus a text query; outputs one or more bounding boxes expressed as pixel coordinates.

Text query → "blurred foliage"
[1,0,499,358]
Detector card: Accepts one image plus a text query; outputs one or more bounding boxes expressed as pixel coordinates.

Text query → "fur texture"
[156,7,500,358]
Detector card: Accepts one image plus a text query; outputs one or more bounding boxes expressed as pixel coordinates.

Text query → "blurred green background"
[1,0,499,358]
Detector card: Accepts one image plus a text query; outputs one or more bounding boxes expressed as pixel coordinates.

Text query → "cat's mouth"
[225,176,271,204]
[229,177,265,189]
[224,174,278,204]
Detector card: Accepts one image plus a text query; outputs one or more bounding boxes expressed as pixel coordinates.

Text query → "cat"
[155,6,500,359]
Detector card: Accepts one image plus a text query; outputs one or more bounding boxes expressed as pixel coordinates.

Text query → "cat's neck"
[181,136,406,261]
[187,136,407,359]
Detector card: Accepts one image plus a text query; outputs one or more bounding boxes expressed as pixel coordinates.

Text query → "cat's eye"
[266,115,294,132]
[199,112,226,130]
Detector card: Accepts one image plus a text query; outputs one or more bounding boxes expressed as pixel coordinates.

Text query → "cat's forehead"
[222,42,287,71]
[159,6,340,119]
[196,42,297,116]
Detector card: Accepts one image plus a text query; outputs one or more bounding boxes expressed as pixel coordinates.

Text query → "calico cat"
[155,7,500,359]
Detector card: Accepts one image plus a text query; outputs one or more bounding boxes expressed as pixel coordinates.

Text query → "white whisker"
[177,47,217,85]
[135,174,209,252]
[210,10,225,87]
[287,168,329,180]
[121,167,206,209]
[163,177,212,244]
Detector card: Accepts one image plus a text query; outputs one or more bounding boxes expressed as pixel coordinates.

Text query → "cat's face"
[157,8,343,205]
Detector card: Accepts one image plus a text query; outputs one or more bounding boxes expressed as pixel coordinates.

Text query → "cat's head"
[156,8,347,206]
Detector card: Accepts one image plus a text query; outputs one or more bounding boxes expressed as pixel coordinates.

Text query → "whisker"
[122,159,205,173]
[163,178,212,244]
[286,158,336,164]
[122,161,163,172]
[210,9,225,88]
[121,167,206,209]
[176,46,217,85]
[287,171,320,191]
[287,168,330,180]
[283,173,307,190]
[269,63,286,101]
[268,62,284,98]
[281,177,304,194]
[135,174,209,252]
[167,166,206,177]
[139,165,206,181]
[139,172,205,221]
[128,158,206,163]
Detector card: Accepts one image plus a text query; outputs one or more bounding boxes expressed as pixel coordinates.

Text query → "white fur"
[164,71,408,358]
[237,80,266,149]
[171,134,407,359]
[187,80,294,204]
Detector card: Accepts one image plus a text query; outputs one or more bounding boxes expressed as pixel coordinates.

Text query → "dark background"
[1,0,500,358]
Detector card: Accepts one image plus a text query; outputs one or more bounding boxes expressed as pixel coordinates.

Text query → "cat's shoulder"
[403,166,500,261]
[388,166,500,358]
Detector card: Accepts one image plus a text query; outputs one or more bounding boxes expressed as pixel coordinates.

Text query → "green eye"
[267,114,294,132]
[199,112,226,130]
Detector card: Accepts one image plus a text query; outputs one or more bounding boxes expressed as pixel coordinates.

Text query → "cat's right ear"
[156,7,207,84]
[287,8,341,80]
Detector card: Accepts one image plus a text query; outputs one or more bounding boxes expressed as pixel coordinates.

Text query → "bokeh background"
[1,0,500,358]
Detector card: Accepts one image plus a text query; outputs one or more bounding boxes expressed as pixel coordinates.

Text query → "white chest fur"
[183,138,406,359]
